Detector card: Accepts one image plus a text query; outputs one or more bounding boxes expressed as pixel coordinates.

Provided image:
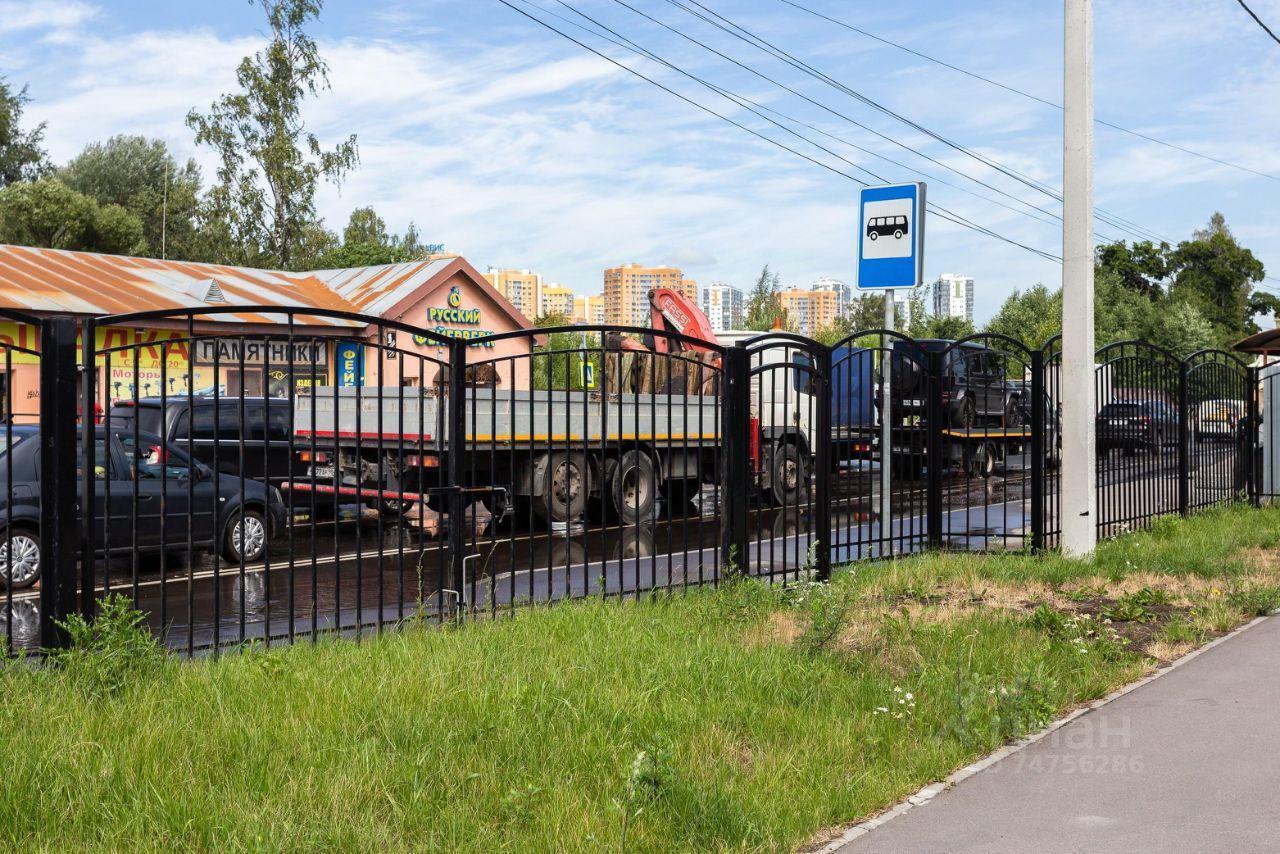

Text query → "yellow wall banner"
[0,323,192,369]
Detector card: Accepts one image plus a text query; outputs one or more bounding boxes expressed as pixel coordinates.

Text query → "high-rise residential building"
[701,282,744,332]
[810,276,851,317]
[539,284,575,319]
[929,273,975,323]
[603,264,697,326]
[779,287,840,337]
[484,267,542,319]
[893,283,928,328]
[572,294,606,325]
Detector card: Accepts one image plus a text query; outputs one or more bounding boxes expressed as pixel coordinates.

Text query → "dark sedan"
[1096,401,1176,453]
[0,427,287,589]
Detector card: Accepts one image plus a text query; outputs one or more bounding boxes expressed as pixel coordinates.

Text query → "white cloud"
[0,0,96,34]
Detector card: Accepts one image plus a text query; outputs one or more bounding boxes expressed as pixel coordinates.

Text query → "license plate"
[904,399,923,407]
[312,465,335,479]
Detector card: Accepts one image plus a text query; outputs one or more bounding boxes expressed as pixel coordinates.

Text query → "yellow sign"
[0,323,191,370]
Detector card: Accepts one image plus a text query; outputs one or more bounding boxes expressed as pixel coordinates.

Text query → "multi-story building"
[701,282,744,332]
[603,264,697,326]
[893,283,928,328]
[928,273,975,323]
[572,294,605,325]
[779,287,840,337]
[484,267,542,319]
[810,276,851,317]
[539,284,575,319]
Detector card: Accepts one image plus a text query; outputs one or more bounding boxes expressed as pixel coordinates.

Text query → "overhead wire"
[1235,0,1280,46]
[780,0,1280,184]
[509,0,1063,261]
[663,0,1174,245]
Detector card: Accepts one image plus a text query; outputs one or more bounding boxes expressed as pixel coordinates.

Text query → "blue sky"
[3,0,1279,323]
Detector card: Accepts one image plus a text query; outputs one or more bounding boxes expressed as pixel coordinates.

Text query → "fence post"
[1030,349,1045,551]
[446,338,467,616]
[38,317,80,648]
[79,317,96,620]
[720,345,750,577]
[925,349,944,550]
[813,345,832,582]
[1248,364,1261,506]
[1177,359,1190,517]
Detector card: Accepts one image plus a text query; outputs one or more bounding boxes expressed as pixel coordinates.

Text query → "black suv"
[890,339,1009,427]
[0,427,287,589]
[108,397,303,487]
[1096,401,1177,453]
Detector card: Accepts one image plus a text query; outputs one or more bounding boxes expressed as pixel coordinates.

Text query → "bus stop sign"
[856,182,925,290]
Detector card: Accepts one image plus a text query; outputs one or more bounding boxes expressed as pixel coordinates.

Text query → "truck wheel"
[378,471,414,516]
[534,452,588,524]
[770,443,807,506]
[610,450,656,524]
[966,443,996,479]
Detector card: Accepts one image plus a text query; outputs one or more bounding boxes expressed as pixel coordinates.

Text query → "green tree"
[531,312,599,390]
[0,178,144,254]
[743,264,786,331]
[59,135,205,260]
[984,285,1063,351]
[1094,240,1171,297]
[186,0,358,269]
[846,292,886,332]
[313,207,442,268]
[920,314,976,340]
[0,79,49,188]
[1167,213,1265,345]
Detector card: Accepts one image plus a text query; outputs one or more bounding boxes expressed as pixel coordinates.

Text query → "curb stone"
[809,611,1276,854]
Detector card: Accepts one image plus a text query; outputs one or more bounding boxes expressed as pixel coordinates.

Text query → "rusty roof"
[0,244,539,334]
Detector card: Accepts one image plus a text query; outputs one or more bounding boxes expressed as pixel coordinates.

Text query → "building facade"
[929,273,975,323]
[572,294,605,325]
[810,276,851,317]
[483,267,543,320]
[539,284,575,319]
[701,282,744,332]
[603,264,697,326]
[779,287,840,337]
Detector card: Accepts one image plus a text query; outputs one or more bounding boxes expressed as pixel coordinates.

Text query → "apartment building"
[603,264,697,326]
[701,282,744,332]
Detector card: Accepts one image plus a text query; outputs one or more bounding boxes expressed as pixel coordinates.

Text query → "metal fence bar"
[38,318,79,648]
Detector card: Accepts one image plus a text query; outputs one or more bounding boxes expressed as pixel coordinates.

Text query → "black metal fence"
[0,307,1265,656]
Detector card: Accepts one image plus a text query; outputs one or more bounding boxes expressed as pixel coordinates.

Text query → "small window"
[792,352,815,395]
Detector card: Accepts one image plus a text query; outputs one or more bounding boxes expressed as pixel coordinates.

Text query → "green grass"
[2,504,1278,852]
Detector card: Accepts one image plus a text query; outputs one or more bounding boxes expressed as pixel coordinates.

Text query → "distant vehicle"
[1096,401,1177,453]
[866,215,908,241]
[0,427,287,590]
[889,339,1008,428]
[1196,399,1244,442]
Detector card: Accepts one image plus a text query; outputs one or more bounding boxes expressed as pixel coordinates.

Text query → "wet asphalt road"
[1,443,1242,654]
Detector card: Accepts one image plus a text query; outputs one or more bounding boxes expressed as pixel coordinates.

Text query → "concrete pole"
[1062,0,1096,557]
[881,289,894,544]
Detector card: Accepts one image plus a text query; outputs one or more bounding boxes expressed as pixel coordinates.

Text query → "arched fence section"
[1,311,1272,657]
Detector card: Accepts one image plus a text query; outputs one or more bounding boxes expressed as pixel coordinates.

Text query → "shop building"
[0,245,537,422]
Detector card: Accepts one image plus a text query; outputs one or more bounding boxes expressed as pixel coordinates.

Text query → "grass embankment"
[4,505,1280,851]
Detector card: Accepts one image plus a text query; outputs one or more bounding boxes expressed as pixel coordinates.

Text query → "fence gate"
[76,307,462,654]
[454,325,727,612]
[1184,350,1251,512]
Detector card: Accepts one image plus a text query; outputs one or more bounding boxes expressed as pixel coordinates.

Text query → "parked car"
[890,339,1008,428]
[1096,401,1177,453]
[0,427,287,590]
[109,396,307,487]
[1195,399,1245,442]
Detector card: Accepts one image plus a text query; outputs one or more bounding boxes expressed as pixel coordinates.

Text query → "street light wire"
[780,0,1280,184]
[1234,0,1280,46]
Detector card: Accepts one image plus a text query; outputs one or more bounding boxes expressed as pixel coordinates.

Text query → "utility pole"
[1062,0,1096,557]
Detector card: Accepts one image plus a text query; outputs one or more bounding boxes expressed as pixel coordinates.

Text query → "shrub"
[1227,585,1280,617]
[48,594,163,696]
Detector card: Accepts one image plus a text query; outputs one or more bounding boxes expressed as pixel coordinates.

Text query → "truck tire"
[533,452,588,524]
[965,442,997,479]
[770,443,807,506]
[610,450,656,524]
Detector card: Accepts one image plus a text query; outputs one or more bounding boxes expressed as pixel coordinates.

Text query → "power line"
[662,0,1173,245]
[780,0,1280,184]
[1235,0,1280,46]
[497,0,1064,262]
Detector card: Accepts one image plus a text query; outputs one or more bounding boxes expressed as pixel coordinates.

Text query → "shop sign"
[413,286,497,349]
[193,338,328,366]
[336,341,364,387]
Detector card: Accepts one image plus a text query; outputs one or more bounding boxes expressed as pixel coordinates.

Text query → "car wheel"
[533,452,588,524]
[957,397,977,429]
[0,528,40,589]
[610,450,656,525]
[223,509,268,563]
[770,443,808,506]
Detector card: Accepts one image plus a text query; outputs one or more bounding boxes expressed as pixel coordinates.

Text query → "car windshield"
[109,405,166,435]
[1100,404,1142,417]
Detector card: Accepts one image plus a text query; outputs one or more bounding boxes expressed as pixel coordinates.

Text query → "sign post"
[856,182,926,550]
